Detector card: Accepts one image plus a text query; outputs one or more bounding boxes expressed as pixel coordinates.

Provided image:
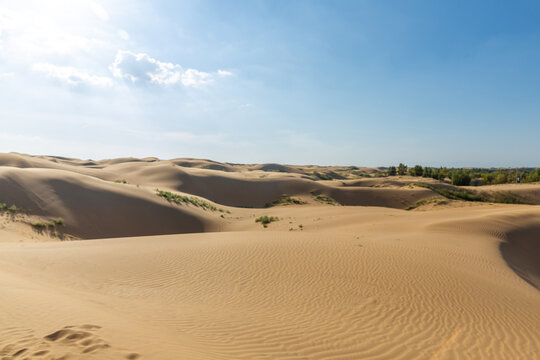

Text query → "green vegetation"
[54,217,64,225]
[452,171,471,186]
[265,195,306,207]
[397,163,407,176]
[405,197,447,210]
[313,194,339,205]
[114,179,128,184]
[389,163,540,185]
[255,215,279,228]
[7,205,18,213]
[387,166,397,176]
[414,183,531,204]
[156,189,224,212]
[415,183,483,201]
[31,221,47,228]
[311,171,334,180]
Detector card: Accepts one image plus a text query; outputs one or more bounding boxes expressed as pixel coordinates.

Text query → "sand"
[0,153,538,359]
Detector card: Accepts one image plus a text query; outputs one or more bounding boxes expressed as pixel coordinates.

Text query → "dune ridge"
[0,153,538,359]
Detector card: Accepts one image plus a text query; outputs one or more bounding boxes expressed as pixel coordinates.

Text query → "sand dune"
[0,153,538,359]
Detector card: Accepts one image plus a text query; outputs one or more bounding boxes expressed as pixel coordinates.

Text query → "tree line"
[386,164,540,186]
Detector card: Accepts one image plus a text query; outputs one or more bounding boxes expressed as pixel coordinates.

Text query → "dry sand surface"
[0,153,538,359]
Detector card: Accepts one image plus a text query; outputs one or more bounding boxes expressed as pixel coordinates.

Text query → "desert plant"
[156,189,222,211]
[255,215,279,228]
[54,217,65,225]
[31,221,47,228]
[7,205,18,213]
[265,195,306,207]
[313,195,339,205]
[388,166,397,176]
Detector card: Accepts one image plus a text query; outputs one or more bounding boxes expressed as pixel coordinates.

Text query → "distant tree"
[494,171,508,184]
[452,171,471,186]
[438,168,448,181]
[388,166,397,176]
[423,167,432,178]
[408,167,415,176]
[397,163,407,176]
[412,165,423,177]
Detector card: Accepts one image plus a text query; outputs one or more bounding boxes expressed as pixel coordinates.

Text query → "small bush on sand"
[32,221,47,228]
[265,195,306,207]
[255,216,279,228]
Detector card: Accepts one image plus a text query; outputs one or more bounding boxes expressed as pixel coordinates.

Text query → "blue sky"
[1,0,539,166]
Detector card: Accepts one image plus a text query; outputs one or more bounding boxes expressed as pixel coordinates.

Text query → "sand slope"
[0,153,539,359]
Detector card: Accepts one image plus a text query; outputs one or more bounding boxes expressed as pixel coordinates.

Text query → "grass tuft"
[255,215,279,228]
[156,189,225,212]
[313,195,340,205]
[265,195,306,208]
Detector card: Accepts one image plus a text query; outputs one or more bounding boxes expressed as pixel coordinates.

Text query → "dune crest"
[0,153,538,359]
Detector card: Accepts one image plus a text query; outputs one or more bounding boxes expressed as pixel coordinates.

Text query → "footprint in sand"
[0,325,140,359]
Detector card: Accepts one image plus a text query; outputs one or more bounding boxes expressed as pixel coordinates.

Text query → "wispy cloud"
[217,69,233,76]
[90,2,109,21]
[32,63,113,87]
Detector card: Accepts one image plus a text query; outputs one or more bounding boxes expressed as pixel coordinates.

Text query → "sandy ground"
[0,153,538,359]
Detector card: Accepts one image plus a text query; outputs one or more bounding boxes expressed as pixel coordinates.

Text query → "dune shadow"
[499,224,540,290]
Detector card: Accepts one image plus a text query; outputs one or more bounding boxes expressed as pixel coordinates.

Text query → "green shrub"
[452,171,471,186]
[265,195,306,207]
[54,217,65,225]
[255,216,279,228]
[313,195,339,205]
[31,221,47,228]
[387,166,397,176]
[0,203,6,211]
[7,205,18,213]
[114,179,128,184]
[156,189,221,211]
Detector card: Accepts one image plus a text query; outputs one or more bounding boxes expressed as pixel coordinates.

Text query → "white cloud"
[217,69,233,76]
[90,2,109,21]
[0,72,14,78]
[181,69,212,87]
[118,29,130,40]
[110,50,216,87]
[32,63,113,87]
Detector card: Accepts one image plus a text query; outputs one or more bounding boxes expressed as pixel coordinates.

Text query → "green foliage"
[265,195,306,207]
[0,203,6,211]
[156,189,222,211]
[31,221,47,228]
[54,217,65,225]
[7,205,18,213]
[397,163,407,175]
[255,215,279,228]
[452,171,471,186]
[114,179,128,184]
[408,165,423,176]
[313,195,339,205]
[415,183,483,201]
[388,166,397,176]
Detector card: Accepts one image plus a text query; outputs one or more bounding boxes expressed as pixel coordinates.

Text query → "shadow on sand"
[499,224,540,290]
